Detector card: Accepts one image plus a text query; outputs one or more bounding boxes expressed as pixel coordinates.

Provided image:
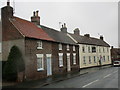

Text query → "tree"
[3,46,25,81]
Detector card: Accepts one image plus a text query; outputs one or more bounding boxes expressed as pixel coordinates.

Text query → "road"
[40,67,118,88]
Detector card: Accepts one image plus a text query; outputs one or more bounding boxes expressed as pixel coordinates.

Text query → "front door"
[67,53,71,72]
[46,54,52,76]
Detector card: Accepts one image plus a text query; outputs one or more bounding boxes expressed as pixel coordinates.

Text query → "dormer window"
[37,41,43,49]
[59,44,62,50]
[67,45,69,51]
[73,46,75,51]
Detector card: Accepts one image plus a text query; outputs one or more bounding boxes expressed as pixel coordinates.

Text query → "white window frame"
[59,43,62,50]
[36,54,44,71]
[67,45,70,51]
[37,41,43,49]
[103,56,105,62]
[88,46,90,53]
[94,56,96,63]
[73,53,76,64]
[83,56,86,64]
[73,46,75,51]
[82,46,85,53]
[59,53,63,67]
[89,56,91,64]
[108,56,109,61]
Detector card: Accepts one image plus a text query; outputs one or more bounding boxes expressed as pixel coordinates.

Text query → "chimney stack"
[31,10,40,25]
[74,28,80,35]
[84,34,90,37]
[100,35,104,40]
[60,23,67,33]
[7,0,10,6]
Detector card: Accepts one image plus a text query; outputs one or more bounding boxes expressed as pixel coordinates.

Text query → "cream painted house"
[68,28,111,69]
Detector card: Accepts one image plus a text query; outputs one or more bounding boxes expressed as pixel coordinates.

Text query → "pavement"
[2,65,113,88]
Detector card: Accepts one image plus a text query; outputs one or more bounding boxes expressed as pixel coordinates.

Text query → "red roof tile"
[10,17,54,41]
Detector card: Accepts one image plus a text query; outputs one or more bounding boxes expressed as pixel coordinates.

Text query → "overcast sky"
[0,0,119,48]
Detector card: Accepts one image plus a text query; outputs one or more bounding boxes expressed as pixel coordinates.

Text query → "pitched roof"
[69,33,110,47]
[9,17,54,41]
[40,25,76,45]
[111,48,120,55]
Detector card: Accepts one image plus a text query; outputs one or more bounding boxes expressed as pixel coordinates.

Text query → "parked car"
[113,61,120,66]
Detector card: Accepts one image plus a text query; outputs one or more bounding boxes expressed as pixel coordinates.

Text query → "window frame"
[59,43,62,50]
[73,46,76,51]
[37,41,43,49]
[83,56,86,64]
[36,54,44,71]
[89,56,92,64]
[67,45,70,51]
[73,53,76,65]
[59,53,63,67]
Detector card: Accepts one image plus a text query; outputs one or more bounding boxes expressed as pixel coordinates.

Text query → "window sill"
[59,65,63,67]
[37,47,43,50]
[37,68,44,71]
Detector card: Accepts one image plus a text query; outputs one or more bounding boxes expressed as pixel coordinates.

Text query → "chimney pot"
[84,34,90,37]
[60,23,67,33]
[100,35,104,40]
[74,28,80,35]
[33,11,35,16]
[7,0,10,6]
[36,10,39,16]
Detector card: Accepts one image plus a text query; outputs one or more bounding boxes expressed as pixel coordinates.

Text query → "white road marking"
[82,79,99,88]
[113,71,118,74]
[103,74,111,79]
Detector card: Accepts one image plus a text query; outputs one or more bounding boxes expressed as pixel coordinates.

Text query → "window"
[92,47,96,53]
[103,47,105,53]
[73,53,76,64]
[82,46,85,53]
[59,43,62,50]
[88,46,90,53]
[94,56,96,63]
[89,56,91,64]
[67,45,69,51]
[107,48,109,52]
[59,53,63,67]
[103,56,105,62]
[36,54,44,71]
[99,47,101,53]
[108,56,109,61]
[73,46,75,51]
[37,41,42,49]
[83,56,86,64]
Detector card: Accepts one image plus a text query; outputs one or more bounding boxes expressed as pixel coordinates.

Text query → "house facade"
[30,11,79,74]
[1,2,79,81]
[111,47,120,64]
[68,28,111,69]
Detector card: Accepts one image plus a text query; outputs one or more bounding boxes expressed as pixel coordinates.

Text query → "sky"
[0,0,119,48]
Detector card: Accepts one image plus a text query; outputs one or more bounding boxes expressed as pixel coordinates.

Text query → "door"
[67,53,71,72]
[46,54,52,76]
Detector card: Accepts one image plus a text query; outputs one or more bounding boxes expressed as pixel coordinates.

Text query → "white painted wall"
[79,44,111,68]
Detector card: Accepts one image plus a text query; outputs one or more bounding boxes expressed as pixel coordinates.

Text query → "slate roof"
[40,25,76,45]
[9,17,54,41]
[69,33,110,47]
[111,48,120,55]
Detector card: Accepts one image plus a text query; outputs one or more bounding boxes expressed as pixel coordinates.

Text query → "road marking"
[113,71,118,74]
[82,79,99,88]
[103,74,111,79]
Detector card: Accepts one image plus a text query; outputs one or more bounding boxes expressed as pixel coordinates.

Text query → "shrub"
[3,46,25,81]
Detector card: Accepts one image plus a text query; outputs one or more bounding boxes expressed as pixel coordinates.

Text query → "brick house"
[30,11,79,75]
[68,28,112,69]
[1,2,79,81]
[111,47,120,64]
